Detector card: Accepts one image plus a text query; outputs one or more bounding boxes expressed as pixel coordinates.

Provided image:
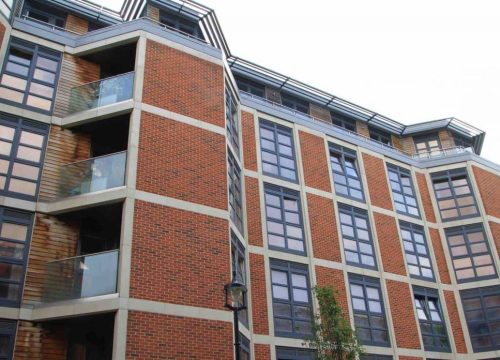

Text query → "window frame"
[158,8,204,40]
[280,92,310,114]
[0,113,49,201]
[400,221,434,281]
[387,164,420,218]
[240,333,250,359]
[339,205,377,270]
[431,169,479,222]
[0,207,33,307]
[360,355,393,360]
[276,347,316,360]
[259,120,298,183]
[461,285,500,352]
[22,1,67,28]
[231,232,248,326]
[235,76,265,98]
[329,144,365,202]
[227,151,243,233]
[445,224,497,283]
[452,132,473,149]
[225,84,240,155]
[368,126,392,146]
[413,133,442,156]
[0,39,62,114]
[0,320,16,359]
[331,112,357,132]
[348,273,390,347]
[413,286,450,352]
[270,259,313,338]
[264,184,306,255]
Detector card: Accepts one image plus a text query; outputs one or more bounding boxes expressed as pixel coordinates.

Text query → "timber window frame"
[400,221,434,281]
[387,164,420,217]
[329,144,365,201]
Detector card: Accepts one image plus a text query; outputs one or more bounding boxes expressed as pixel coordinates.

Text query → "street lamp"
[224,272,247,360]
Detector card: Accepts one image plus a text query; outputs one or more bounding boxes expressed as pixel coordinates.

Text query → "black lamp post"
[224,272,247,360]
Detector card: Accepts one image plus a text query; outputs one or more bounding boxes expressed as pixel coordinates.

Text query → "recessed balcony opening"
[68,43,136,115]
[42,203,122,303]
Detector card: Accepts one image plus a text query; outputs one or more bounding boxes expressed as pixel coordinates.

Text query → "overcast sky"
[93,0,500,163]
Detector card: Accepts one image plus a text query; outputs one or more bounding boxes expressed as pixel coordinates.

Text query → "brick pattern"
[143,40,224,127]
[415,172,436,223]
[438,130,454,149]
[245,177,263,247]
[374,213,406,276]
[249,253,269,334]
[310,103,332,123]
[391,135,403,151]
[130,201,230,309]
[386,280,421,349]
[145,4,160,21]
[136,112,227,210]
[362,153,393,210]
[400,136,416,154]
[489,221,500,259]
[14,321,67,360]
[299,131,331,192]
[254,344,271,360]
[241,110,257,171]
[307,193,341,262]
[356,121,369,137]
[444,290,468,353]
[126,311,233,359]
[472,165,500,218]
[429,228,451,284]
[315,266,348,314]
[65,14,89,34]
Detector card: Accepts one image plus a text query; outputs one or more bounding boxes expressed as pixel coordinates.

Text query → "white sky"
[93,0,500,163]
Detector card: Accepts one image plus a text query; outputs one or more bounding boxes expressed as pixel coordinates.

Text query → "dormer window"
[22,0,66,28]
[281,93,309,114]
[159,9,204,40]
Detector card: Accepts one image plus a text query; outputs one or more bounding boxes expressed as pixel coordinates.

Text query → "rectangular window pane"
[330,144,365,201]
[260,120,297,182]
[387,165,420,217]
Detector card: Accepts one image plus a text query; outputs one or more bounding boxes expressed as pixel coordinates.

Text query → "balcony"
[42,250,119,303]
[68,72,134,115]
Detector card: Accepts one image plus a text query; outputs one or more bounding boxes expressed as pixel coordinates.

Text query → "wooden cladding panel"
[38,125,91,201]
[65,14,89,34]
[22,214,79,304]
[53,53,100,118]
[14,321,68,360]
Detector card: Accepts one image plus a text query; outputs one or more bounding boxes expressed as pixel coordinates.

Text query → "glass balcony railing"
[68,72,134,114]
[413,146,475,160]
[53,151,127,200]
[42,250,119,303]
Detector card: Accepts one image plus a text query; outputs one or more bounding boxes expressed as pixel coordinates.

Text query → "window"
[276,347,315,360]
[331,112,357,132]
[159,9,204,39]
[0,207,33,306]
[360,355,393,360]
[271,259,312,337]
[461,286,500,352]
[0,0,12,19]
[0,114,48,200]
[226,86,239,154]
[281,93,309,114]
[0,320,15,359]
[22,1,66,28]
[264,184,305,254]
[413,286,450,352]
[445,224,496,283]
[240,334,250,360]
[339,205,376,269]
[368,127,392,146]
[400,222,434,281]
[0,39,61,113]
[228,152,243,232]
[452,133,473,149]
[235,76,265,98]
[259,120,298,182]
[431,169,479,221]
[349,274,390,346]
[387,165,419,217]
[329,144,364,201]
[414,133,441,157]
[231,232,248,325]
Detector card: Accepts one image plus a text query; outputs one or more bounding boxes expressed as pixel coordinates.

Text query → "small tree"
[304,285,363,360]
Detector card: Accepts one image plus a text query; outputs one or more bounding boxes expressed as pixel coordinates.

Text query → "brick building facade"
[0,0,498,359]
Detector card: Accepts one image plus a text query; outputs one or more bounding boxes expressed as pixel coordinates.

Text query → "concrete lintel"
[61,99,135,128]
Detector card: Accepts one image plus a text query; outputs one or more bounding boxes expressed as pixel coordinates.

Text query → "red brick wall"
[299,131,331,192]
[444,290,467,353]
[249,253,269,335]
[130,201,229,309]
[245,177,263,247]
[374,213,406,276]
[242,111,257,171]
[362,153,393,210]
[386,280,421,349]
[254,344,271,360]
[142,40,224,127]
[472,165,500,218]
[415,172,436,223]
[136,112,227,210]
[315,266,348,314]
[489,221,500,258]
[429,228,451,284]
[307,194,341,262]
[126,311,232,359]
